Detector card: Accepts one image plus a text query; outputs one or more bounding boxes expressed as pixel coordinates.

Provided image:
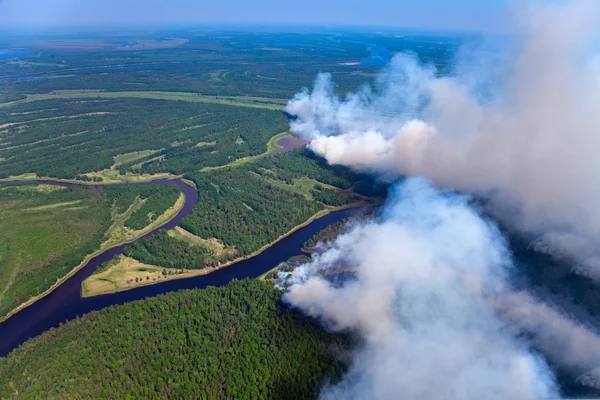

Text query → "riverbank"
[81,256,212,297]
[0,182,189,324]
[81,201,367,297]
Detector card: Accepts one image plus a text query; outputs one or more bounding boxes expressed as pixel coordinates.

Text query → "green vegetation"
[102,185,181,230]
[0,98,287,179]
[0,280,350,399]
[119,147,382,279]
[200,130,290,172]
[0,184,111,318]
[127,169,324,268]
[1,91,286,110]
[242,148,387,197]
[0,183,182,320]
[124,230,218,269]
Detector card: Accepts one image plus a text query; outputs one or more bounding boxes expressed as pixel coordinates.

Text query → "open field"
[0,91,287,110]
[81,256,212,297]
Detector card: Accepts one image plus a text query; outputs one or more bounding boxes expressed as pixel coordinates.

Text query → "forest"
[0,183,182,319]
[0,280,351,399]
[122,147,382,273]
[0,98,287,179]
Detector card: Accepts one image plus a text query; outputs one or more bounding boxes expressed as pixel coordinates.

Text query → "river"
[0,179,363,357]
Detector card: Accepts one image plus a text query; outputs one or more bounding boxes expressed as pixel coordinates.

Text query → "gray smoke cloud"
[282,0,600,397]
[283,178,562,399]
[286,0,600,279]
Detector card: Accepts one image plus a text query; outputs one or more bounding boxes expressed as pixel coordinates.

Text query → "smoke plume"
[286,0,600,278]
[283,178,561,399]
[282,0,600,397]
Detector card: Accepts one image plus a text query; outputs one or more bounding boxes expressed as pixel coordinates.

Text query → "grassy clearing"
[0,171,180,186]
[81,255,209,297]
[167,226,236,259]
[24,199,83,211]
[0,91,287,110]
[113,150,160,166]
[200,131,290,172]
[259,176,344,201]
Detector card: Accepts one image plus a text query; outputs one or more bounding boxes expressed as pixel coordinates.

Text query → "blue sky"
[0,0,511,32]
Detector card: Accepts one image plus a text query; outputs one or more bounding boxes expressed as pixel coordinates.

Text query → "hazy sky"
[0,0,511,32]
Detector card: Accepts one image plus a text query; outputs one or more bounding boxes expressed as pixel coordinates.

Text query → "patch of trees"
[180,169,323,256]
[310,185,361,207]
[303,209,377,251]
[0,98,286,179]
[0,280,351,399]
[244,148,388,197]
[124,230,210,269]
[304,218,353,251]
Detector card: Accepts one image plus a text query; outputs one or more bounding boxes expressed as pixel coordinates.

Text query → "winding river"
[0,178,362,357]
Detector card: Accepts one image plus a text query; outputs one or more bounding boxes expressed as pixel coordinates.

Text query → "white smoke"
[286,0,600,279]
[284,178,561,399]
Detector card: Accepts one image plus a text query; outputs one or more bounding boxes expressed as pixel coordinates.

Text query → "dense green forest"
[0,98,287,179]
[0,183,181,319]
[0,30,460,99]
[102,184,182,230]
[123,147,383,271]
[181,169,323,255]
[124,230,213,269]
[0,280,351,399]
[242,148,387,197]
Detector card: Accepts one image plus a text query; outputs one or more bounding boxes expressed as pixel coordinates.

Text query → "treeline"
[311,185,361,207]
[124,230,210,269]
[101,184,181,230]
[243,148,388,197]
[303,218,353,251]
[0,280,350,399]
[0,98,286,179]
[181,170,323,255]
[304,209,377,251]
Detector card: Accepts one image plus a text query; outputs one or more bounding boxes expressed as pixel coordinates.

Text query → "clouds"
[286,0,600,280]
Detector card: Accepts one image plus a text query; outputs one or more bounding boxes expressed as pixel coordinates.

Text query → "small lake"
[271,136,309,156]
[0,178,363,357]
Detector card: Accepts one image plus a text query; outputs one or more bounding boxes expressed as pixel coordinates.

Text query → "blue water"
[0,178,364,358]
[0,49,32,60]
[360,46,393,66]
[190,73,202,79]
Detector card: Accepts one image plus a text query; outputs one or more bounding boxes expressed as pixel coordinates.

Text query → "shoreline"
[0,183,189,324]
[81,201,367,298]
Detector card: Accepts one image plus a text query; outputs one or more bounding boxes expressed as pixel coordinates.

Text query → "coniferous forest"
[0,280,350,399]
